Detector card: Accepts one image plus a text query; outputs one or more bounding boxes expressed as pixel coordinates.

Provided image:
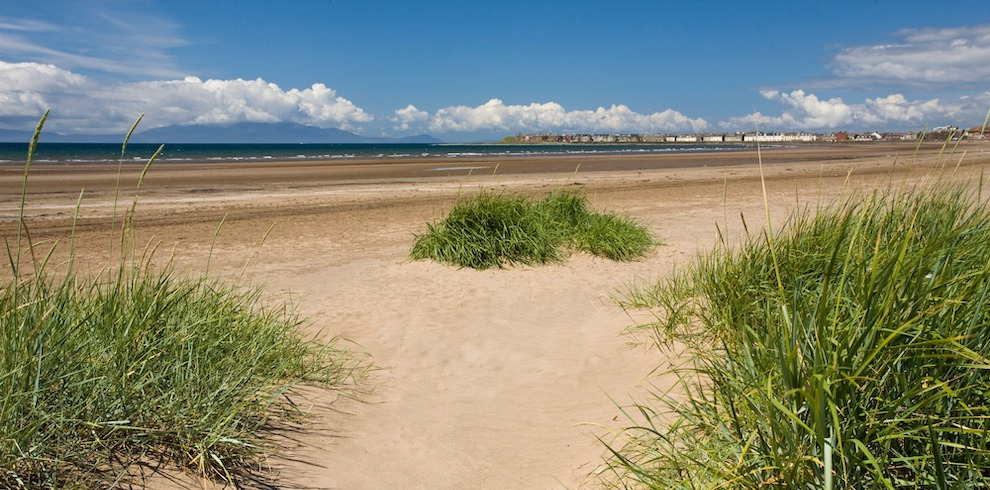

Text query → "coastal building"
[928,126,960,141]
[966,127,989,140]
[509,126,984,145]
[743,132,785,142]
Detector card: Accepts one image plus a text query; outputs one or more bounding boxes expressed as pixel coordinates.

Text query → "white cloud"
[860,94,943,124]
[0,62,91,117]
[0,61,373,133]
[2,65,712,136]
[763,89,855,128]
[292,83,372,127]
[391,104,430,131]
[0,61,88,95]
[733,25,990,131]
[427,98,707,134]
[832,24,990,87]
[723,89,987,130]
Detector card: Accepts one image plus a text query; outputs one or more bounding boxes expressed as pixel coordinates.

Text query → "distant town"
[506,125,990,144]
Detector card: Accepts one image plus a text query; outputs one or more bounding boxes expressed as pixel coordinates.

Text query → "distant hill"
[0,122,442,144]
[0,129,37,143]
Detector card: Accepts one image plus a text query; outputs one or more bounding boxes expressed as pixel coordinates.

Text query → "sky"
[1,0,990,142]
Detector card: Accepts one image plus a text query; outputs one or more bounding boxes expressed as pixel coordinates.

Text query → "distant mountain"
[391,134,445,144]
[130,122,363,144]
[0,122,443,144]
[0,129,33,143]
[0,129,108,144]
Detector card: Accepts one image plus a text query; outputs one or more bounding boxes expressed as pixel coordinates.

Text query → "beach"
[3,142,988,489]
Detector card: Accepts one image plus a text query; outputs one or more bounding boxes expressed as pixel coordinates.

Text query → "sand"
[3,142,988,489]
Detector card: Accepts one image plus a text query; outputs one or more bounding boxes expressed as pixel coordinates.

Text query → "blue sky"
[2,0,990,141]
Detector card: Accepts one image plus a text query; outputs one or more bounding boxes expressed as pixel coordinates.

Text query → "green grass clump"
[1,113,357,488]
[606,181,990,489]
[1,268,352,488]
[410,190,655,269]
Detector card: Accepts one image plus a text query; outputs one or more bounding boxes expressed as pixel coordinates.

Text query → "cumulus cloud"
[427,98,707,134]
[116,77,374,130]
[0,61,96,123]
[760,89,854,128]
[859,93,949,125]
[0,61,373,133]
[0,62,88,115]
[0,61,710,137]
[391,104,430,131]
[832,24,990,87]
[722,88,985,130]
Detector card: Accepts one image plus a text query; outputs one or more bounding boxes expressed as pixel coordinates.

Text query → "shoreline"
[2,142,985,234]
[0,141,963,193]
[0,140,910,166]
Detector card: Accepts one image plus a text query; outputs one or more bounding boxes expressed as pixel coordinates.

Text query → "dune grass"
[410,190,655,269]
[1,114,357,488]
[605,177,990,489]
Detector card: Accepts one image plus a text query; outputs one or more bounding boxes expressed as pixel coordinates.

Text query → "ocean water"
[0,142,753,165]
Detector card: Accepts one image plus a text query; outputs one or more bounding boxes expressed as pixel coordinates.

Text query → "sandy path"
[152,181,677,490]
[3,143,987,489]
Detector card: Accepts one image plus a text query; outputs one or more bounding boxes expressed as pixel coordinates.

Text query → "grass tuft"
[410,190,656,269]
[1,268,353,488]
[605,179,990,489]
[1,114,358,488]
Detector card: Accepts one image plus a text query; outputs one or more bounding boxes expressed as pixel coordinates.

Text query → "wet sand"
[3,142,988,489]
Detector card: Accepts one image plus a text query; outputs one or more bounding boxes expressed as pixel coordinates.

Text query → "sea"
[0,142,754,166]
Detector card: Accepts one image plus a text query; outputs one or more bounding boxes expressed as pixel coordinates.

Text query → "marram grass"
[1,268,353,488]
[1,113,358,488]
[606,180,990,489]
[410,190,655,269]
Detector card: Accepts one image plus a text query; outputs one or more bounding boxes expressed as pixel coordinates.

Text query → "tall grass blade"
[110,113,145,267]
[14,109,50,280]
